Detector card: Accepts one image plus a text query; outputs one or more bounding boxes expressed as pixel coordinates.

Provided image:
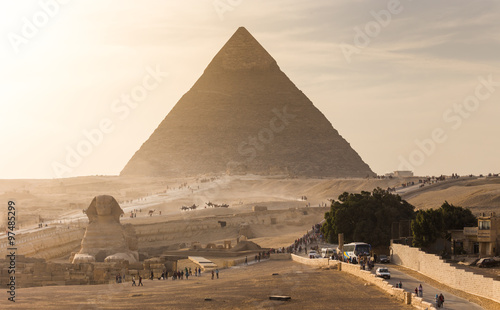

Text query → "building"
[393,171,414,178]
[451,212,499,257]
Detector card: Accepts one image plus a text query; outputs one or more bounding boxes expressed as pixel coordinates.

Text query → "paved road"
[375,266,483,309]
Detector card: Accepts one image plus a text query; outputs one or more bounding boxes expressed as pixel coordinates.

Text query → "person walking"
[211,270,214,280]
[215,269,219,279]
[439,293,445,308]
[138,276,143,286]
[435,294,440,308]
[245,256,248,265]
[132,276,136,286]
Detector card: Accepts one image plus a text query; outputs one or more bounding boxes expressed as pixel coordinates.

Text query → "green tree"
[440,201,477,230]
[321,188,415,247]
[411,209,443,247]
[411,201,477,248]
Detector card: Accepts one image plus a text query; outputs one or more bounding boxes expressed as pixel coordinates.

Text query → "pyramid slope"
[121,27,375,178]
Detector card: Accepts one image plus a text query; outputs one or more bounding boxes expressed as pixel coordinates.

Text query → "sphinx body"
[72,195,138,263]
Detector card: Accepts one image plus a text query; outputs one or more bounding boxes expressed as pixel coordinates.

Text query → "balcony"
[477,230,494,242]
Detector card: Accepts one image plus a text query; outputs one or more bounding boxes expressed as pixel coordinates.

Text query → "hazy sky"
[1,0,499,179]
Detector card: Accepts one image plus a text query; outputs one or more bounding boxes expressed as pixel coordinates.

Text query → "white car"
[308,250,321,259]
[375,267,390,279]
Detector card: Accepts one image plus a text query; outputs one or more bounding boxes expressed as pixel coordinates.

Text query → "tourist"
[150,271,154,280]
[398,281,402,289]
[132,276,136,286]
[198,267,202,276]
[216,269,219,279]
[245,256,248,265]
[414,287,418,295]
[211,270,214,280]
[185,269,189,280]
[138,276,143,286]
[439,293,444,308]
[195,268,198,277]
[435,294,440,307]
[418,284,423,297]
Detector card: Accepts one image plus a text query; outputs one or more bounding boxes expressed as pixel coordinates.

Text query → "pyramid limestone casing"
[121,27,375,178]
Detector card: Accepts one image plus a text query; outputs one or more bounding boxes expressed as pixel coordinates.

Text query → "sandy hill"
[121,27,374,178]
[403,177,500,214]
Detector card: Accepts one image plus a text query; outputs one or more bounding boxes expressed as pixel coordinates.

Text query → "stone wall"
[0,226,85,260]
[270,253,291,260]
[340,262,436,310]
[134,208,316,245]
[0,255,130,288]
[290,254,335,267]
[391,243,500,304]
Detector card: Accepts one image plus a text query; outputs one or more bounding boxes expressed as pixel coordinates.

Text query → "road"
[375,265,483,309]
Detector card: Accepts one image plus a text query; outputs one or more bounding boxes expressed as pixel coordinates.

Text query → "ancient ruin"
[72,195,139,263]
[121,27,375,178]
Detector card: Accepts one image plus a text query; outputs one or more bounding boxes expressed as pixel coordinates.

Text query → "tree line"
[321,188,477,248]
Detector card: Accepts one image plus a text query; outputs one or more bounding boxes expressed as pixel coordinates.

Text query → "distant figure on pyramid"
[72,195,138,263]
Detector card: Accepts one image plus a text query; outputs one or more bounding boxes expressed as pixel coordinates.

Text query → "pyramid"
[121,27,375,178]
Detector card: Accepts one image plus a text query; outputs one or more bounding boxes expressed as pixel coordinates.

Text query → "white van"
[321,247,335,258]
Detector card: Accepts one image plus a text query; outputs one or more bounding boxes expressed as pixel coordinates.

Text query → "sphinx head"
[86,195,123,223]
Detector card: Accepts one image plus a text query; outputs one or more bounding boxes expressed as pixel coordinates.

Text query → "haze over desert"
[1,1,500,310]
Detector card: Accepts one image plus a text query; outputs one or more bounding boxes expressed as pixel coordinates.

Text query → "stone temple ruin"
[72,195,139,264]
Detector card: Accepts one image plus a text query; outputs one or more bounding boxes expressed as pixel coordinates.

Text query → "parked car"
[378,255,390,263]
[375,267,391,279]
[308,250,321,259]
[477,258,498,268]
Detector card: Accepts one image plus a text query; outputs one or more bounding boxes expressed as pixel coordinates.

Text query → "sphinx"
[72,195,139,264]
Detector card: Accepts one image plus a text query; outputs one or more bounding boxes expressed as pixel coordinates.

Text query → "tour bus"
[339,242,371,263]
[321,247,336,258]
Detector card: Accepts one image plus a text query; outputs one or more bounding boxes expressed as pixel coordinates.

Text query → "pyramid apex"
[205,27,277,72]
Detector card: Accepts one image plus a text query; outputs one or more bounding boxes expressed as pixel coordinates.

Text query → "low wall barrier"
[340,262,436,310]
[290,254,336,267]
[391,243,500,304]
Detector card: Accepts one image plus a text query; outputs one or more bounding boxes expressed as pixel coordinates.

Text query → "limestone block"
[72,254,96,264]
[105,252,137,263]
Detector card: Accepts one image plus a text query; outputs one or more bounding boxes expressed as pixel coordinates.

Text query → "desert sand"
[4,260,413,310]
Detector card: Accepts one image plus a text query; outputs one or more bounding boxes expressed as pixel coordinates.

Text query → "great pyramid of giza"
[121,27,375,178]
